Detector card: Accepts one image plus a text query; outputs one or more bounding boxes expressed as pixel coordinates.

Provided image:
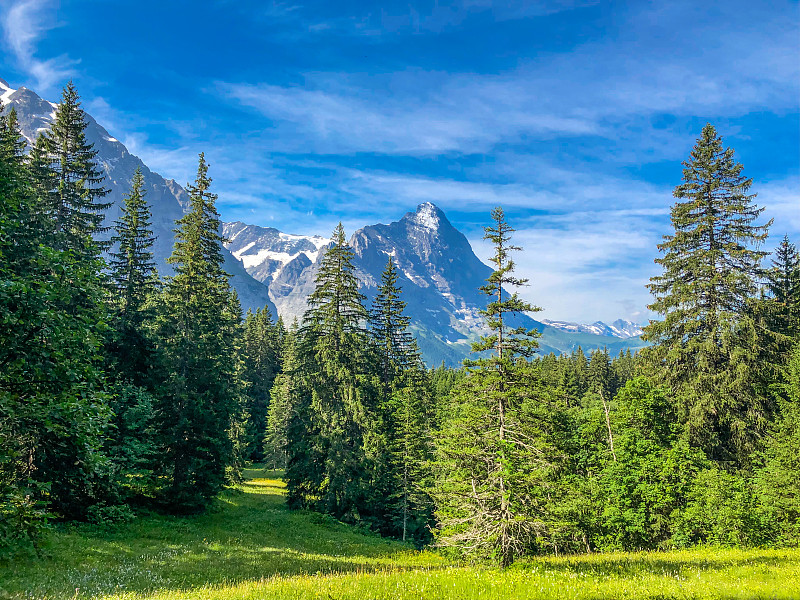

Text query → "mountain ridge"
[0,78,276,315]
[2,77,648,366]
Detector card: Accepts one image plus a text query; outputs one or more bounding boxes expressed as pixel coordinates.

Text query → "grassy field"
[1,468,798,600]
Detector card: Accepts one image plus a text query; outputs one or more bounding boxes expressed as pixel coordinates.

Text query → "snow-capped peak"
[412,202,441,230]
[0,78,16,105]
[542,318,644,339]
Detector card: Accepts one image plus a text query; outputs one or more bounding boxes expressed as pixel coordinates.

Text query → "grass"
[0,467,797,599]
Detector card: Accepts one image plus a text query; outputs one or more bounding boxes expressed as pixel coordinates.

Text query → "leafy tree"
[154,154,241,512]
[642,123,772,466]
[433,207,544,567]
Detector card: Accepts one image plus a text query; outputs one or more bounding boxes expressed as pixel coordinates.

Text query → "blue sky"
[1,0,798,322]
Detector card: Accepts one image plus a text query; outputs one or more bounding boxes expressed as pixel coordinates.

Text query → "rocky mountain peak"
[407,201,445,231]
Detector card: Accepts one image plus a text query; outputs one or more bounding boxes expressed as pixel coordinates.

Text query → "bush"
[672,468,769,547]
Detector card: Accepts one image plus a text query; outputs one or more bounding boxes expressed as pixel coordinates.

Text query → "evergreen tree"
[371,258,420,383]
[433,207,544,567]
[30,81,110,256]
[0,103,111,525]
[107,167,158,384]
[241,306,281,461]
[154,154,241,511]
[369,258,433,541]
[764,235,800,343]
[264,329,300,469]
[288,224,381,523]
[642,124,772,465]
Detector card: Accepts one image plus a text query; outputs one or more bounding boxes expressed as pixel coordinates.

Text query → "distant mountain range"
[224,204,648,365]
[1,77,648,366]
[542,319,644,339]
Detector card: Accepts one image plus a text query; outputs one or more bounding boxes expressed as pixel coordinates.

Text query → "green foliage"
[30,81,111,257]
[673,468,766,548]
[104,383,159,501]
[1,87,113,532]
[287,224,382,524]
[241,306,281,461]
[642,123,772,466]
[433,207,548,567]
[153,154,242,512]
[106,167,159,386]
[754,345,800,545]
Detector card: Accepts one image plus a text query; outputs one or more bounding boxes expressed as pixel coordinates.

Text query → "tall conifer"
[433,207,544,567]
[288,224,380,522]
[107,168,158,384]
[643,124,772,465]
[155,154,240,511]
[31,82,110,256]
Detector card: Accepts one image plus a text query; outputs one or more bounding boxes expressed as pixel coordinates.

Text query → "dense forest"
[1,84,799,567]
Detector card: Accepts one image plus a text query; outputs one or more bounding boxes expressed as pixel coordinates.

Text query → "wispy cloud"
[0,0,76,92]
[218,78,599,155]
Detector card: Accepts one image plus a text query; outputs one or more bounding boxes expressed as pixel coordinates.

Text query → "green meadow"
[1,468,797,600]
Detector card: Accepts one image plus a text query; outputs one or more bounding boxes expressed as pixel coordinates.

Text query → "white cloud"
[0,0,76,92]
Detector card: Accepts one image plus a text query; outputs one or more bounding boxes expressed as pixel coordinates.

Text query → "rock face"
[2,77,647,365]
[224,202,648,365]
[0,79,275,314]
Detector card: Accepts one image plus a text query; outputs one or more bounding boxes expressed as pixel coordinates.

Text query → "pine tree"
[154,154,240,511]
[242,306,281,461]
[765,235,800,341]
[642,124,772,465]
[107,167,158,384]
[30,81,110,256]
[288,224,381,523]
[433,207,544,567]
[0,104,111,525]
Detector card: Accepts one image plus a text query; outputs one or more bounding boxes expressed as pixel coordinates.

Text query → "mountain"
[224,202,648,365]
[0,78,275,315]
[542,319,644,339]
[2,77,647,366]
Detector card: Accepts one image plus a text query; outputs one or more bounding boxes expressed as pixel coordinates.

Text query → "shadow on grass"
[0,473,443,599]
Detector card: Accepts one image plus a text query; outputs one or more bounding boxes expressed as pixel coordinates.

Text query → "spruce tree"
[642,124,772,465]
[31,81,110,256]
[371,257,420,383]
[765,235,800,341]
[242,306,281,461]
[288,224,381,523]
[154,154,240,511]
[433,207,543,567]
[107,167,158,384]
[369,258,433,541]
[0,104,111,524]
[264,329,300,469]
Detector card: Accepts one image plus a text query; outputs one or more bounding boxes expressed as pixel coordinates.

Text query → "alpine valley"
[1,78,647,366]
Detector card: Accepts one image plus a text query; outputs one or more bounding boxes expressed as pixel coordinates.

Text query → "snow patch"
[413,202,440,230]
[0,81,16,105]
